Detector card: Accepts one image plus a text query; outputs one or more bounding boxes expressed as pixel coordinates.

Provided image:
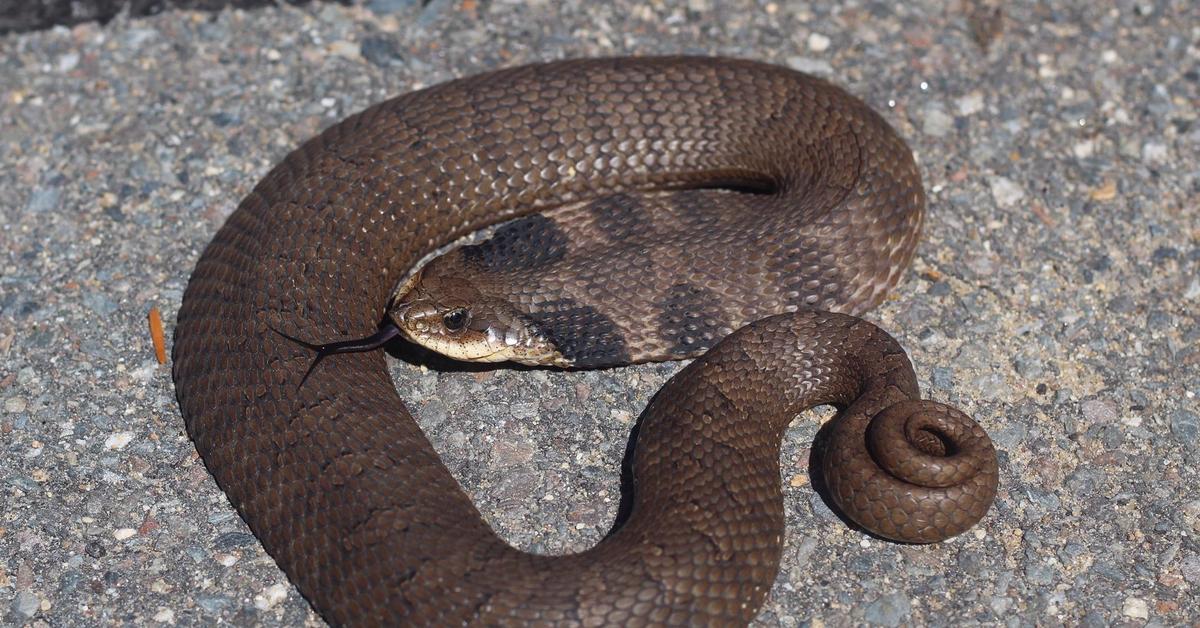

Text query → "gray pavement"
[1,1,1197,625]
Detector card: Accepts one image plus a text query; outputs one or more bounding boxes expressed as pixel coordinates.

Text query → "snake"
[172,56,999,626]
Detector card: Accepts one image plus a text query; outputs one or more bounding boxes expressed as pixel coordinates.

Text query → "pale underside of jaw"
[401,326,566,366]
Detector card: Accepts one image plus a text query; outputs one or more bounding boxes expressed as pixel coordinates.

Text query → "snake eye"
[442,308,469,332]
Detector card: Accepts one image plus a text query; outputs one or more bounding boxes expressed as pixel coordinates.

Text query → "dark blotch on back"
[526,297,630,368]
[673,189,729,230]
[658,283,730,357]
[588,193,648,241]
[461,214,568,273]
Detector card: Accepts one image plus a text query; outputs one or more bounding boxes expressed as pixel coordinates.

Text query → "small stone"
[1081,399,1118,425]
[123,27,158,48]
[104,432,135,450]
[509,402,537,420]
[1072,139,1094,159]
[11,591,39,618]
[1107,294,1135,314]
[58,52,80,72]
[113,528,137,540]
[491,434,535,467]
[4,397,26,413]
[153,608,176,623]
[992,424,1027,450]
[1182,555,1200,584]
[863,592,911,627]
[1013,354,1044,378]
[417,0,455,27]
[1089,179,1118,201]
[1142,141,1168,163]
[922,105,954,138]
[786,56,833,76]
[366,0,421,13]
[25,185,60,213]
[1186,277,1200,300]
[253,583,290,610]
[1122,597,1149,620]
[84,291,118,316]
[807,32,831,52]
[213,531,257,550]
[209,112,240,127]
[421,399,449,429]
[1152,246,1179,263]
[1170,410,1198,446]
[195,594,232,614]
[361,36,404,68]
[327,40,361,61]
[989,176,1025,207]
[1025,561,1056,585]
[809,492,838,523]
[931,367,954,390]
[1183,500,1200,533]
[956,91,984,116]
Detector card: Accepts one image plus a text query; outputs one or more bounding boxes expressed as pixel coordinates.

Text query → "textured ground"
[0,0,323,35]
[2,0,1197,626]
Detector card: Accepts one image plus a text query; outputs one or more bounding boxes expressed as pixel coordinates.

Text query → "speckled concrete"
[1,1,1197,626]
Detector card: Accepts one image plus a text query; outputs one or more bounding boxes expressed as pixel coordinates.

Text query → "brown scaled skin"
[173,57,999,626]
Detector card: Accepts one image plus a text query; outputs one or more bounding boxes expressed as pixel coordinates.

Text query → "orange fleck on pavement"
[148,307,166,364]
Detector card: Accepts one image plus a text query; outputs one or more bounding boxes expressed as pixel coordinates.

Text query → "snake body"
[173,57,998,625]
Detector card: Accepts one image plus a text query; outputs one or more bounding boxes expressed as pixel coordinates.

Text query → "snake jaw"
[388,280,565,366]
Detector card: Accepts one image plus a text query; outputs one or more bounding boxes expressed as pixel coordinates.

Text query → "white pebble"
[989,176,1026,207]
[956,91,984,116]
[114,527,138,540]
[58,52,80,72]
[1141,141,1168,163]
[153,608,176,624]
[807,32,831,52]
[1122,597,1149,620]
[253,583,290,610]
[1072,139,1095,159]
[786,56,833,76]
[130,360,158,384]
[104,431,135,450]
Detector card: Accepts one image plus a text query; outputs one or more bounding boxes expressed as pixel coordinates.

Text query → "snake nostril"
[391,302,414,325]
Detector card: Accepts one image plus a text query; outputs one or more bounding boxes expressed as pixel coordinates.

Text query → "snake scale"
[173,57,998,626]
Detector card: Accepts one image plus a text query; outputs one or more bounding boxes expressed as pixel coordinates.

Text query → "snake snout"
[389,300,414,325]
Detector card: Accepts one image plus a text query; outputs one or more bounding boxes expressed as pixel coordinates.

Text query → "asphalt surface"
[1,1,1197,626]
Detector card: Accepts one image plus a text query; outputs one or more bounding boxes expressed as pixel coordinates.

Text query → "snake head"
[388,261,568,367]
